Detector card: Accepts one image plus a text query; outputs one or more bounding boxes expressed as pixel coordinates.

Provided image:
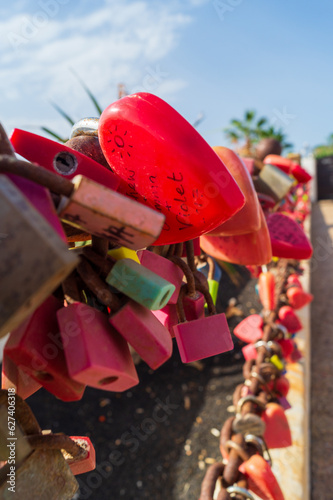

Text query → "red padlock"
[67,436,96,475]
[287,274,302,288]
[4,296,85,402]
[200,206,272,266]
[239,454,285,500]
[98,92,245,244]
[258,271,276,311]
[233,315,264,344]
[286,287,313,310]
[263,154,291,173]
[207,147,261,236]
[278,306,303,333]
[57,302,139,391]
[262,402,292,449]
[10,129,121,192]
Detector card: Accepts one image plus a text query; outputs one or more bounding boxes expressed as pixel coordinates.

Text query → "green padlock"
[82,248,175,310]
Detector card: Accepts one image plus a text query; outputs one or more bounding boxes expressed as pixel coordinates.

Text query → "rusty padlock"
[0,175,78,338]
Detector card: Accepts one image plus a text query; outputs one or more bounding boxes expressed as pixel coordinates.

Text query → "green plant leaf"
[41,127,68,143]
[70,68,103,115]
[50,101,75,126]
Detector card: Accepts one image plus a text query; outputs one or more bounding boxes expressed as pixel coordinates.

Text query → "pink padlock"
[233,315,264,344]
[173,285,233,363]
[152,304,179,337]
[137,250,184,304]
[7,174,67,243]
[4,296,85,402]
[242,343,258,361]
[109,299,173,370]
[1,354,42,400]
[57,302,139,391]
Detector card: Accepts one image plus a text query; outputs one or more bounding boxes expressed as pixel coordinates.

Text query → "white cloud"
[0,0,192,136]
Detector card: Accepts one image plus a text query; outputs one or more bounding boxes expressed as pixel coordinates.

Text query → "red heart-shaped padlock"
[242,343,258,361]
[98,93,245,245]
[262,402,292,449]
[274,375,290,398]
[239,454,285,500]
[278,306,302,333]
[287,274,302,288]
[277,338,294,359]
[207,147,261,236]
[266,213,313,260]
[233,315,264,343]
[290,163,312,183]
[286,287,313,310]
[200,206,272,265]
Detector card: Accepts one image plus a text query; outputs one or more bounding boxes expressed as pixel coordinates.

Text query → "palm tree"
[224,110,268,150]
[224,110,293,154]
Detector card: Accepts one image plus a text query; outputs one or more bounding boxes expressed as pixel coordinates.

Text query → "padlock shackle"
[195,281,216,315]
[0,154,74,198]
[82,246,114,276]
[168,255,196,297]
[25,433,87,462]
[185,239,196,272]
[77,257,122,312]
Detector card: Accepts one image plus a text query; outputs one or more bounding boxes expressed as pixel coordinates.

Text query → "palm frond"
[70,68,103,115]
[50,101,75,126]
[41,127,68,143]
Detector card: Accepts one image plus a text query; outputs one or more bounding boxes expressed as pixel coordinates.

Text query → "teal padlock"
[82,248,175,310]
[106,258,175,310]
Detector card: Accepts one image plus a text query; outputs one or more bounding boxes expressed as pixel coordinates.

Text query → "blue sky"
[0,0,332,154]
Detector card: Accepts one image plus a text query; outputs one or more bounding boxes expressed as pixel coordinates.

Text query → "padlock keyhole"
[98,376,118,386]
[53,151,78,175]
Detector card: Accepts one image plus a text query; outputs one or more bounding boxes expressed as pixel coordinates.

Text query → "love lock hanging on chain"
[234,315,264,344]
[239,454,285,500]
